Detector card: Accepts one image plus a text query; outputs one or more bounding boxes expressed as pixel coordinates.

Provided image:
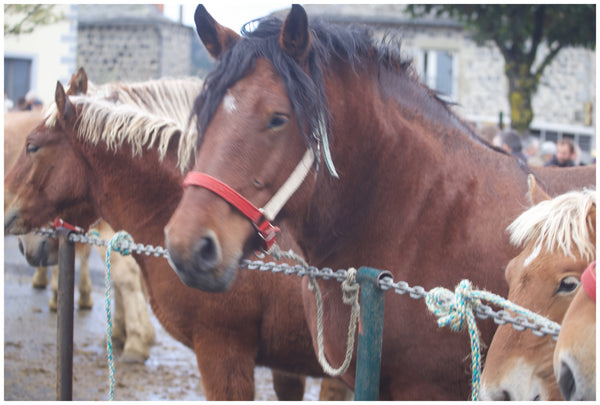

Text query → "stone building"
[76,4,205,84]
[285,5,596,162]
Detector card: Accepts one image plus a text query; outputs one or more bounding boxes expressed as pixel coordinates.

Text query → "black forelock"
[192,14,407,161]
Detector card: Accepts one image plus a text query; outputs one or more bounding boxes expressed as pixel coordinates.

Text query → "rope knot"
[426,279,479,332]
[108,231,134,256]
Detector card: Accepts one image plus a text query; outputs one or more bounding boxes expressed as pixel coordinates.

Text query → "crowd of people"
[4,91,44,112]
[478,124,594,168]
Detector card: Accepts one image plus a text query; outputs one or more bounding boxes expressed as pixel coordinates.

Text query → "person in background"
[537,141,557,166]
[500,130,527,164]
[545,138,576,167]
[4,92,14,112]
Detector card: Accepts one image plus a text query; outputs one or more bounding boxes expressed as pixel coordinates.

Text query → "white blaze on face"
[523,244,542,268]
[223,91,237,114]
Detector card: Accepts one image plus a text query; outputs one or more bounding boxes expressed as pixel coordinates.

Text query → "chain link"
[36,227,559,338]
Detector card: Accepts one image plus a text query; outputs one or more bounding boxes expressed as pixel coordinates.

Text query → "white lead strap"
[260,148,315,221]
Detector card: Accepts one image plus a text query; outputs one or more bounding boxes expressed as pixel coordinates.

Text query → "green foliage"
[4,4,64,36]
[406,5,595,131]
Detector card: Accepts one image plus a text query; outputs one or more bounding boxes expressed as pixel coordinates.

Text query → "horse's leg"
[111,253,155,363]
[76,243,93,310]
[272,370,306,400]
[193,335,256,400]
[32,267,49,289]
[49,265,59,311]
[318,377,353,400]
[111,275,127,349]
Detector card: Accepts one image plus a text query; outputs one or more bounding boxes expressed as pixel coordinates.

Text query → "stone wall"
[77,21,195,84]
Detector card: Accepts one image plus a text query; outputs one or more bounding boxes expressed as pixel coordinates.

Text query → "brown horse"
[481,178,595,400]
[3,71,350,400]
[4,109,93,310]
[165,5,596,399]
[554,261,596,401]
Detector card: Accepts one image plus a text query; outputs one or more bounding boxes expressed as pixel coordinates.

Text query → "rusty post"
[354,267,391,401]
[57,229,75,400]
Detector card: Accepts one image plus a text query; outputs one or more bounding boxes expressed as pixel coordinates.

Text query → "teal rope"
[426,280,561,401]
[104,230,133,401]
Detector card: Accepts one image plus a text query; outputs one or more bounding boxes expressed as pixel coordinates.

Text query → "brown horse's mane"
[508,188,596,262]
[192,13,503,175]
[44,77,203,172]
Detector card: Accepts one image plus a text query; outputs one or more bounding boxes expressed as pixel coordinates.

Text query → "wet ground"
[4,235,324,400]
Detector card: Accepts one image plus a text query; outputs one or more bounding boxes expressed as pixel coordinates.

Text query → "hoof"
[78,295,93,310]
[120,345,149,364]
[49,297,58,312]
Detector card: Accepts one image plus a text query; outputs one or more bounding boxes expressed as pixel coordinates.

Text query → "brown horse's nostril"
[194,233,220,270]
[558,361,576,400]
[501,390,511,401]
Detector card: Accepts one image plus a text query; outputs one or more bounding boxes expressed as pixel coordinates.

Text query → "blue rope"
[426,279,561,401]
[104,230,133,401]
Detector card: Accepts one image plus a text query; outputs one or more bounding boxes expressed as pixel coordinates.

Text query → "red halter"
[581,261,596,303]
[182,149,315,252]
[182,173,280,250]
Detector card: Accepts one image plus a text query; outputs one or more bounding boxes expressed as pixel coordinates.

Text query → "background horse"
[4,109,93,310]
[165,5,596,399]
[481,179,595,400]
[554,261,596,401]
[4,73,155,363]
[3,71,350,400]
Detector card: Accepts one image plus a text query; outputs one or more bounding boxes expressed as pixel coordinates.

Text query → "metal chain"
[36,227,559,338]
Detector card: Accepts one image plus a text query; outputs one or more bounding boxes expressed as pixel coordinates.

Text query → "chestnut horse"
[165,5,596,399]
[481,179,595,400]
[3,72,349,399]
[5,77,155,363]
[554,261,596,401]
[4,109,93,310]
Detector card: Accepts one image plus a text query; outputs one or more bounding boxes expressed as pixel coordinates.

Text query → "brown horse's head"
[481,182,596,400]
[166,5,327,291]
[4,71,96,235]
[553,263,596,401]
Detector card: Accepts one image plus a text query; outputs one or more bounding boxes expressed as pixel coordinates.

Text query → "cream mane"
[508,189,596,262]
[44,77,203,171]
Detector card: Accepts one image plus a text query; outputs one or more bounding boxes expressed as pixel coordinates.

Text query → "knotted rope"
[426,279,562,401]
[104,230,134,401]
[267,244,360,376]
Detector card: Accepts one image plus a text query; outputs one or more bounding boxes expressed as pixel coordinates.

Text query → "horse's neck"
[299,69,530,268]
[88,143,183,246]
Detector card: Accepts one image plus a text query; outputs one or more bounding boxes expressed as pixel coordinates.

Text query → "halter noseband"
[183,149,315,251]
[581,261,596,303]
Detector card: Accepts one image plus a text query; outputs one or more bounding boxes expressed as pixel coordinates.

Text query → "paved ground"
[3,235,323,400]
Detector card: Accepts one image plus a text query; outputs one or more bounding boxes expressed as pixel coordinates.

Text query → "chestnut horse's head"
[481,180,596,400]
[4,69,96,235]
[166,5,345,291]
[553,261,596,401]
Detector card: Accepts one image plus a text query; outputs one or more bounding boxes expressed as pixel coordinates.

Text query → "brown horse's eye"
[26,142,39,154]
[267,114,289,129]
[557,276,580,294]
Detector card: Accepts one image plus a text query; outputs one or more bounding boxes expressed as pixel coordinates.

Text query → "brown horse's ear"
[55,81,75,122]
[279,4,311,63]
[194,5,240,59]
[587,201,596,243]
[527,174,551,205]
[66,67,88,96]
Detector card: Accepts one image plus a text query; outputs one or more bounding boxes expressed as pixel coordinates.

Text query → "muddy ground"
[3,235,325,400]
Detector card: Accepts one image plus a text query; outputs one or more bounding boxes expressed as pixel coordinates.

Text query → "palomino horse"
[4,109,93,310]
[554,261,596,401]
[165,5,596,399]
[3,71,350,400]
[481,178,595,400]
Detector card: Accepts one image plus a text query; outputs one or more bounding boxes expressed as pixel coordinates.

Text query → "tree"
[407,5,596,133]
[4,4,64,37]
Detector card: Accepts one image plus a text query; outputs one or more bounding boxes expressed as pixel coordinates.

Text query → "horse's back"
[531,165,596,195]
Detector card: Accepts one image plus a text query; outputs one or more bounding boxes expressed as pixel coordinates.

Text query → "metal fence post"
[354,267,391,401]
[57,229,75,400]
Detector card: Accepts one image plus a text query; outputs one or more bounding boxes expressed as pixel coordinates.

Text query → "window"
[4,57,32,102]
[418,49,456,100]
